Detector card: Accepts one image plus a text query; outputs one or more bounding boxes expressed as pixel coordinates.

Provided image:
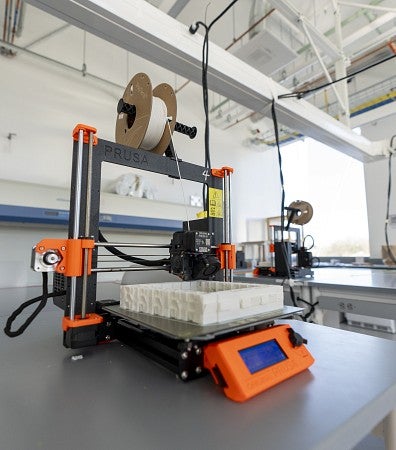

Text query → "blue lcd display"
[239,339,288,374]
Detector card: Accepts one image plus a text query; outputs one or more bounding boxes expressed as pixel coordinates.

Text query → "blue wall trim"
[0,204,182,232]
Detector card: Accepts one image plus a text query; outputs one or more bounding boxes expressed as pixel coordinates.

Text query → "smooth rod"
[95,242,170,248]
[92,267,167,273]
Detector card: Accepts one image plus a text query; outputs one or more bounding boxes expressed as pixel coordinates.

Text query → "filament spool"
[115,73,177,155]
[288,200,313,225]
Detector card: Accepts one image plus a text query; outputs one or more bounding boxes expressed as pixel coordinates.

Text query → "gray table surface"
[307,268,396,292]
[236,268,396,293]
[1,304,396,450]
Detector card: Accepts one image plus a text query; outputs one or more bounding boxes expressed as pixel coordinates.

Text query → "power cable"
[4,273,66,338]
[279,54,396,100]
[303,234,315,251]
[271,100,286,238]
[189,0,240,207]
[271,99,317,322]
[271,100,293,282]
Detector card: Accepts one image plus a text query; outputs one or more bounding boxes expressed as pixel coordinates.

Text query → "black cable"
[312,256,321,268]
[289,285,298,307]
[303,234,315,251]
[98,230,170,267]
[297,296,319,322]
[202,26,210,208]
[271,100,286,236]
[385,138,396,264]
[207,0,239,31]
[279,54,396,100]
[271,99,293,280]
[4,273,66,338]
[290,285,318,322]
[271,98,319,322]
[189,1,240,209]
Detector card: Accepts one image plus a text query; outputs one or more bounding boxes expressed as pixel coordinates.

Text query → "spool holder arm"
[284,206,299,231]
[117,99,197,140]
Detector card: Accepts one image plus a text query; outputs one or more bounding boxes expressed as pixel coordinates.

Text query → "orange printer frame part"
[216,243,236,270]
[62,313,103,331]
[35,238,95,277]
[204,324,314,402]
[72,123,98,145]
[211,166,234,178]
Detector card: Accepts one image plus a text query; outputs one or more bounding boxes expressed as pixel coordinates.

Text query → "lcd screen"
[239,339,287,374]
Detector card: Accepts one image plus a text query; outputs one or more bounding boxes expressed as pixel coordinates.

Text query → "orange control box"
[204,324,314,402]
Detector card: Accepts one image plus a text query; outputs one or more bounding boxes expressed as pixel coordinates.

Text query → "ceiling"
[1,0,395,146]
[151,0,396,142]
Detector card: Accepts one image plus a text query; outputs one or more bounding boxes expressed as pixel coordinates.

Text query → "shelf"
[0,204,182,232]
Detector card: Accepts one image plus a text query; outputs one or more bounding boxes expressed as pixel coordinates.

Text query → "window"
[281,138,369,257]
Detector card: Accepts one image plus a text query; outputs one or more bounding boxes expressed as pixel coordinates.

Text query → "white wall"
[0,27,281,288]
[362,115,396,258]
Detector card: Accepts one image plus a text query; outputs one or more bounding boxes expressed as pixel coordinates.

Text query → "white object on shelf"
[120,281,283,325]
[345,312,396,334]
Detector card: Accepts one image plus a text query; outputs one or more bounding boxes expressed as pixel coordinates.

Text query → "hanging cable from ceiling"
[279,53,396,99]
[189,0,240,207]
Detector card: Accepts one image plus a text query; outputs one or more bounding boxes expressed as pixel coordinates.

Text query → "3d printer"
[257,200,315,278]
[5,74,313,401]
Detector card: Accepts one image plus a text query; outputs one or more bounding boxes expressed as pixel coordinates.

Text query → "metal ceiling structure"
[206,0,395,145]
[22,0,389,161]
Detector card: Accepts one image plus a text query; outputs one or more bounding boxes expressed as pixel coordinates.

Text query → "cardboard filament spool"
[115,72,177,155]
[288,200,313,225]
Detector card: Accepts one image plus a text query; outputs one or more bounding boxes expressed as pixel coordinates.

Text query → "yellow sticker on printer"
[208,188,223,218]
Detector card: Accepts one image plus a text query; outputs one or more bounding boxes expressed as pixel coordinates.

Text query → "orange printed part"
[35,238,94,277]
[72,123,98,145]
[203,324,314,402]
[269,243,275,253]
[216,243,236,270]
[221,166,234,174]
[62,313,103,331]
[211,168,225,178]
[211,166,235,178]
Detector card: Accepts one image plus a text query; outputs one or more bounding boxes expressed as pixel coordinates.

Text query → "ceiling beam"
[23,0,388,161]
[338,1,396,14]
[343,12,396,47]
[267,0,343,61]
[167,0,190,18]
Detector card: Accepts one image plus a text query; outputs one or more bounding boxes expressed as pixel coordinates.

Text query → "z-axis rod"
[70,129,84,321]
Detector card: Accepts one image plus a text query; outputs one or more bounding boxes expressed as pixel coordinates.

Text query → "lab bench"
[235,267,396,339]
[0,283,395,449]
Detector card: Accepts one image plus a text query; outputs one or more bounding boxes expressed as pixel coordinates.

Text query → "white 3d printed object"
[120,281,283,325]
